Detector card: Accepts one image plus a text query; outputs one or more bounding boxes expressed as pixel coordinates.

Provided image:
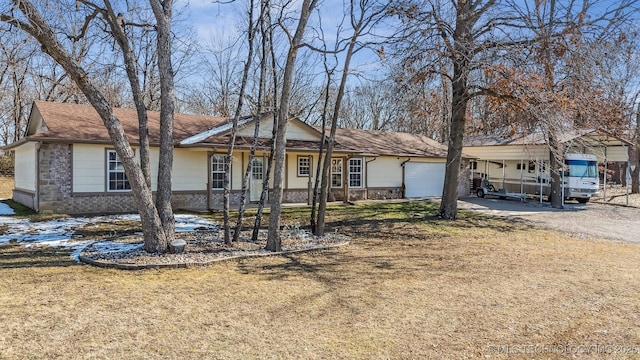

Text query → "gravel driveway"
[457,197,640,244]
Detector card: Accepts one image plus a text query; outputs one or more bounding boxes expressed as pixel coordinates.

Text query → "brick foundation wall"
[12,189,35,209]
[68,192,208,214]
[38,143,72,214]
[209,191,244,209]
[366,187,401,200]
[283,189,308,203]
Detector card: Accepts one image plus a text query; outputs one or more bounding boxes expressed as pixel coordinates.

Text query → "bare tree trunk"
[231,0,259,243]
[150,0,176,243]
[314,0,386,235]
[316,36,359,236]
[310,65,333,234]
[438,69,467,219]
[251,114,277,241]
[266,0,318,252]
[548,134,564,208]
[102,0,152,189]
[438,3,473,220]
[252,4,277,242]
[632,108,640,193]
[4,0,169,251]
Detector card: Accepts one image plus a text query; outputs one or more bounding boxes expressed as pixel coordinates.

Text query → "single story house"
[2,101,471,214]
[463,129,631,195]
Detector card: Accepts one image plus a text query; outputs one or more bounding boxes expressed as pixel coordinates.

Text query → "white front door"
[250,158,264,202]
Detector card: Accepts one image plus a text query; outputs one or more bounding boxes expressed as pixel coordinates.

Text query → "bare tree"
[266,0,320,252]
[314,0,391,236]
[393,0,533,218]
[0,0,175,252]
[506,0,638,207]
[222,0,258,244]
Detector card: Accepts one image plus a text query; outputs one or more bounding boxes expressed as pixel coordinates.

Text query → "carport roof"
[464,129,632,147]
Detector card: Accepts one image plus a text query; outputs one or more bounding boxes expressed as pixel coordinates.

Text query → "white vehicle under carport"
[474,153,599,203]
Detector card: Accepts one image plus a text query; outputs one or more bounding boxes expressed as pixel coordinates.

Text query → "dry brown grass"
[0,175,13,199]
[1,202,640,359]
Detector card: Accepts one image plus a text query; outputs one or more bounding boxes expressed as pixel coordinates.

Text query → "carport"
[463,130,632,203]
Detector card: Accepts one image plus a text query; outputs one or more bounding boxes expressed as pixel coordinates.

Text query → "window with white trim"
[211,154,228,190]
[106,150,131,192]
[252,158,263,180]
[331,158,343,188]
[298,156,311,177]
[349,158,362,187]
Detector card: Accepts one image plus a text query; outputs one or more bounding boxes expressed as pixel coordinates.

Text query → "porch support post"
[343,157,349,203]
[520,159,524,195]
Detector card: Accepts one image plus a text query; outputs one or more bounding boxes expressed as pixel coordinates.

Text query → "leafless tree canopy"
[2,0,640,233]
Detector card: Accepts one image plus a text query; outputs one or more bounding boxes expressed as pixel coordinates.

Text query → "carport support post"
[561,163,565,207]
[502,160,505,190]
[603,147,608,201]
[539,160,543,204]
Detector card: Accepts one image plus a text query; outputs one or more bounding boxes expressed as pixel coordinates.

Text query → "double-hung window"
[331,158,343,188]
[212,154,228,190]
[106,150,131,192]
[298,156,311,177]
[348,158,362,188]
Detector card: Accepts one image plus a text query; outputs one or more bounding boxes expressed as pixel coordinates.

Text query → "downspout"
[603,146,608,202]
[365,156,377,199]
[206,150,213,212]
[400,157,411,198]
[35,142,41,213]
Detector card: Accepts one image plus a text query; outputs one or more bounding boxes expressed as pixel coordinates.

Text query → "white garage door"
[404,162,446,198]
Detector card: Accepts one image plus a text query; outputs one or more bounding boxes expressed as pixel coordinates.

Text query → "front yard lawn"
[1,201,639,358]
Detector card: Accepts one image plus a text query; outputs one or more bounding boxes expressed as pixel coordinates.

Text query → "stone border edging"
[78,241,350,270]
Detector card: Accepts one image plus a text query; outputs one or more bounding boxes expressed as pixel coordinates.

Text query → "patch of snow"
[0,213,217,263]
[89,241,144,254]
[0,202,15,215]
[179,117,253,145]
[175,214,218,232]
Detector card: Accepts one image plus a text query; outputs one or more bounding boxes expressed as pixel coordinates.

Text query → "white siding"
[580,146,628,162]
[14,142,37,191]
[367,157,403,188]
[149,148,159,190]
[465,144,629,163]
[231,153,243,190]
[150,148,211,191]
[475,159,544,185]
[237,118,320,141]
[287,153,317,189]
[464,145,549,161]
[172,149,208,191]
[73,144,106,192]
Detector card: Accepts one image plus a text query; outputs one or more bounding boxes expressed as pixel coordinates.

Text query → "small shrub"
[0,155,14,176]
[282,222,310,239]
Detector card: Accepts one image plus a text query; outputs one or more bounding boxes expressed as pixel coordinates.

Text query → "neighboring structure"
[2,101,470,214]
[463,130,631,198]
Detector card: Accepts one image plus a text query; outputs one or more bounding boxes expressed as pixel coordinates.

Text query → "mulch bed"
[78,229,349,270]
